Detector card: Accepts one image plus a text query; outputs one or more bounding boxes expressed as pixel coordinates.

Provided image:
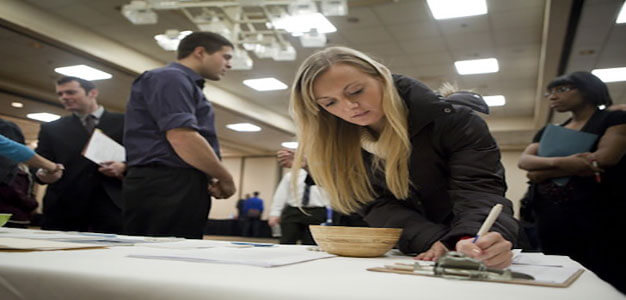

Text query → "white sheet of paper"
[83,129,125,164]
[128,245,336,267]
[509,265,582,284]
[140,240,224,249]
[513,252,565,267]
[0,237,103,251]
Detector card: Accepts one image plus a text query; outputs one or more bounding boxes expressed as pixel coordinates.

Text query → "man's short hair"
[177,31,234,60]
[56,76,96,93]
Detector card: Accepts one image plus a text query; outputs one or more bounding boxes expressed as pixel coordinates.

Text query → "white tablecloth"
[0,229,623,300]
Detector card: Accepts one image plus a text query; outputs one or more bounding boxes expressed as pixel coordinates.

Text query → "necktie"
[84,115,97,134]
[302,182,311,206]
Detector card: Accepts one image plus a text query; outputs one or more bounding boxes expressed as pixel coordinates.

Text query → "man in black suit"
[35,76,125,233]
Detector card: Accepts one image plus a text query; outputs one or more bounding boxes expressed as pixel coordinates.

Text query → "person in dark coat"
[35,76,125,233]
[518,71,626,292]
[289,46,518,269]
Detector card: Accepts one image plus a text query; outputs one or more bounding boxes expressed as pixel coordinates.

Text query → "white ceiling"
[0,0,625,154]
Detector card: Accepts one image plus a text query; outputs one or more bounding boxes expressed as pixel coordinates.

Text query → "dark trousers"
[279,206,326,245]
[42,185,123,234]
[241,217,262,237]
[123,166,210,239]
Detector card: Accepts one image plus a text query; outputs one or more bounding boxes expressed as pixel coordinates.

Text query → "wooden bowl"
[309,225,402,257]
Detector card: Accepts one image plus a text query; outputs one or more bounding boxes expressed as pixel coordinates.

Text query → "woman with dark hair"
[518,71,626,292]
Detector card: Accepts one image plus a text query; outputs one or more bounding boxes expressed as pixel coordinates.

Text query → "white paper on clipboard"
[83,129,125,164]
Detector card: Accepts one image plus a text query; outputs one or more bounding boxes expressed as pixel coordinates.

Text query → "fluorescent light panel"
[226,123,261,132]
[617,2,626,23]
[154,30,192,51]
[11,102,23,108]
[54,65,112,81]
[27,113,60,122]
[454,58,499,75]
[281,142,298,149]
[592,67,626,82]
[243,78,288,91]
[427,0,487,20]
[483,95,506,107]
[272,13,337,35]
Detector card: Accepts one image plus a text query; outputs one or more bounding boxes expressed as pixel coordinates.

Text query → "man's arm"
[166,127,235,198]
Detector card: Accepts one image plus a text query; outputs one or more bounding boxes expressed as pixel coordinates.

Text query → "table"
[0,229,623,300]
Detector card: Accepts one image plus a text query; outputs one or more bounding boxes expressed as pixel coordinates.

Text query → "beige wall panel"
[500,150,528,219]
[208,157,242,220]
[239,157,279,220]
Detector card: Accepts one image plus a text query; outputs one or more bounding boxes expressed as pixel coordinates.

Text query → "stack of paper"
[0,237,104,251]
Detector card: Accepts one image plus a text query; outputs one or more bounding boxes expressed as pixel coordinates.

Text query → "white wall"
[209,156,280,220]
[208,157,242,220]
[500,150,528,219]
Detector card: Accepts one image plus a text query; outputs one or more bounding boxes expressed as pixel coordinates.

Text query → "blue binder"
[537,124,599,186]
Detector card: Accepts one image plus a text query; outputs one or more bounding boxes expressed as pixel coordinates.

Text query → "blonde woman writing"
[289,47,517,268]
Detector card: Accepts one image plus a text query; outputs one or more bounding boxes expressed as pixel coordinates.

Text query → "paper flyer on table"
[83,129,125,164]
[128,245,336,267]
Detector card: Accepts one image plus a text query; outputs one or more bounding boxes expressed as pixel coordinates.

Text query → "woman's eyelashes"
[348,88,363,96]
[319,87,363,107]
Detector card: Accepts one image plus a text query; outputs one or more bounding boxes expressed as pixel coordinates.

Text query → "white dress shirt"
[269,170,330,217]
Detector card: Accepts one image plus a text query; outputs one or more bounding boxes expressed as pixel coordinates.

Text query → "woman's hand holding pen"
[456,232,513,269]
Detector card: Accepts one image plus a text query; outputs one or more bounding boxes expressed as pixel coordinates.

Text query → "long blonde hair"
[289,46,411,214]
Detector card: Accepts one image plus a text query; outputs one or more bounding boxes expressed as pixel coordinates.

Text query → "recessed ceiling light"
[592,67,626,83]
[27,112,61,122]
[617,2,626,24]
[243,78,288,91]
[454,58,499,75]
[483,95,505,107]
[427,0,487,20]
[11,102,24,108]
[154,30,192,51]
[54,65,112,81]
[226,123,262,132]
[281,142,298,149]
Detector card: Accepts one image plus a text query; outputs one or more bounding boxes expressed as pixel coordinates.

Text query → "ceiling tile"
[437,15,490,36]
[327,7,382,29]
[487,0,545,13]
[409,51,454,66]
[385,20,440,41]
[493,26,542,46]
[372,0,432,25]
[340,26,395,44]
[444,31,494,51]
[489,8,543,30]
[398,36,447,54]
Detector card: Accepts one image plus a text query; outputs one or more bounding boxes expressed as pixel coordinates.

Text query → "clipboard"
[537,124,598,186]
[367,252,584,288]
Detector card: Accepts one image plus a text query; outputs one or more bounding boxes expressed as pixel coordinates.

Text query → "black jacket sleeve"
[434,105,518,249]
[361,195,449,254]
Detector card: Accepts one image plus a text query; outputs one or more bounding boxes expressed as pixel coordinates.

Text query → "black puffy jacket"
[359,75,519,254]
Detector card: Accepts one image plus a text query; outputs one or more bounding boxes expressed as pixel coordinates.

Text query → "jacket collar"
[393,74,453,137]
[169,62,205,88]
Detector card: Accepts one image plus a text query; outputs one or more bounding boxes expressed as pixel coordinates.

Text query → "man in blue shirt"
[242,191,264,237]
[123,31,236,239]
